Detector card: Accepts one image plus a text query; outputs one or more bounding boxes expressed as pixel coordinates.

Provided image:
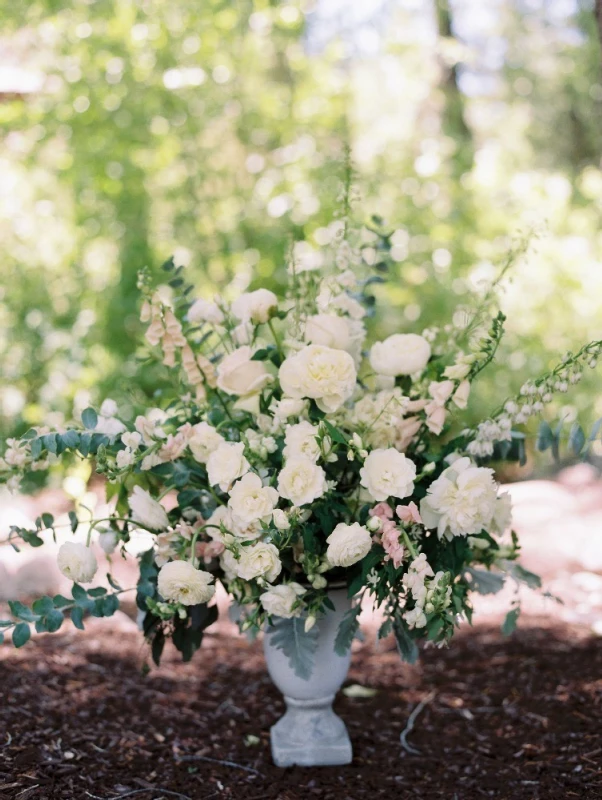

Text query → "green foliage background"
[1,0,601,443]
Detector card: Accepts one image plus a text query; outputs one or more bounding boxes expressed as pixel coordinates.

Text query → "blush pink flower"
[381,521,404,568]
[369,502,394,521]
[396,501,423,526]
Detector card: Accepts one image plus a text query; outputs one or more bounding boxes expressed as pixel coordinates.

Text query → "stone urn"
[263,588,353,767]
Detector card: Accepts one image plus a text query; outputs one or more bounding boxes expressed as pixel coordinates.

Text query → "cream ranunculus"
[206,441,250,492]
[282,421,321,462]
[157,561,215,605]
[260,582,306,618]
[227,472,279,527]
[277,458,327,506]
[57,542,98,583]
[188,422,224,464]
[369,333,431,377]
[278,344,356,413]
[304,313,351,352]
[187,298,224,325]
[231,288,278,324]
[326,522,372,567]
[359,448,417,502]
[129,486,170,530]
[236,542,282,583]
[216,346,272,397]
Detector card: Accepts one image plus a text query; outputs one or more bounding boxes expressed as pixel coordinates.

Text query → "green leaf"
[393,618,419,664]
[81,407,98,430]
[88,586,108,597]
[32,596,54,616]
[465,567,505,595]
[30,437,42,460]
[321,419,348,446]
[268,617,319,680]
[71,584,91,608]
[41,513,54,529]
[78,432,92,457]
[53,594,72,608]
[536,421,554,452]
[501,607,520,636]
[0,620,14,627]
[61,429,80,449]
[107,573,123,592]
[503,562,542,589]
[569,423,586,456]
[377,618,393,640]
[334,605,362,656]
[43,433,57,454]
[12,623,31,648]
[250,348,270,361]
[71,607,85,630]
[151,629,166,666]
[0,631,4,644]
[68,511,79,533]
[8,600,39,622]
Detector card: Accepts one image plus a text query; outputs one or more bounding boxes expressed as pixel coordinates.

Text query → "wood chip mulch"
[0,617,601,800]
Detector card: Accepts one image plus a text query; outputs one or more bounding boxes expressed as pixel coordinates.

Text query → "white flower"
[260,582,306,618]
[443,362,471,381]
[279,344,356,413]
[231,288,278,324]
[188,422,224,464]
[304,313,351,352]
[57,542,98,584]
[237,542,282,582]
[95,416,126,438]
[100,398,118,417]
[271,398,308,421]
[187,298,224,325]
[228,472,278,527]
[205,505,234,542]
[277,458,327,506]
[360,449,417,502]
[326,522,372,567]
[98,530,118,555]
[116,449,136,468]
[420,457,498,539]
[491,491,512,535]
[369,334,431,377]
[157,561,215,605]
[231,322,253,345]
[283,421,321,462]
[403,606,427,629]
[122,431,142,450]
[135,408,167,445]
[348,388,409,449]
[453,379,471,409]
[207,441,250,492]
[216,346,272,397]
[220,549,239,581]
[272,509,291,530]
[129,486,169,530]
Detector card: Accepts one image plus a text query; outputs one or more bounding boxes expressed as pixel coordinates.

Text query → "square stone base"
[270,725,352,767]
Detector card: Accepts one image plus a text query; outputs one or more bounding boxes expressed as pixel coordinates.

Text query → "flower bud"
[311,575,327,590]
[304,615,317,633]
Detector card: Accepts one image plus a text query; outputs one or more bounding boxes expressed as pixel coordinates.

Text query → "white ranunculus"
[277,458,327,506]
[260,582,306,618]
[129,486,170,530]
[326,522,372,567]
[206,441,250,492]
[216,346,272,397]
[188,422,224,464]
[419,457,498,540]
[369,334,431,377]
[359,448,417,502]
[231,288,278,324]
[228,472,279,527]
[187,298,224,325]
[57,542,98,583]
[278,344,356,413]
[283,421,321,462]
[98,530,118,555]
[304,313,351,352]
[157,561,215,605]
[237,542,282,583]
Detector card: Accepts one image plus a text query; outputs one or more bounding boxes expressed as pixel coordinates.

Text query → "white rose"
[98,530,118,555]
[283,421,321,462]
[231,288,278,324]
[279,344,356,413]
[228,472,279,527]
[260,583,306,618]
[237,542,282,583]
[304,314,351,352]
[272,509,291,530]
[271,398,308,421]
[359,448,417,502]
[216,346,272,397]
[157,561,215,605]
[206,441,250,492]
[369,334,431,377]
[188,422,224,464]
[129,486,170,530]
[187,298,224,325]
[326,522,372,567]
[57,542,98,583]
[277,458,327,506]
[220,549,239,581]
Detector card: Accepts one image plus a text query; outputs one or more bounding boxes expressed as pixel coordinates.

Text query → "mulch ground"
[0,614,601,800]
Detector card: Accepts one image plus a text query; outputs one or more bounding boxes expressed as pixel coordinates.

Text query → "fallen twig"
[174,753,262,777]
[0,733,13,748]
[85,790,192,800]
[400,691,436,755]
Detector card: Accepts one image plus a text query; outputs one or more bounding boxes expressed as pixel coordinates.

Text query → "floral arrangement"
[1,220,600,675]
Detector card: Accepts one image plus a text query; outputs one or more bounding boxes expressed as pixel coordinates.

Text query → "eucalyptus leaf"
[12,622,31,648]
[393,618,419,664]
[81,407,98,430]
[501,607,520,636]
[334,605,362,656]
[268,616,319,680]
[465,567,505,595]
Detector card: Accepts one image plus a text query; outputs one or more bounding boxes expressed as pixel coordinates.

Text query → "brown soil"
[0,614,601,800]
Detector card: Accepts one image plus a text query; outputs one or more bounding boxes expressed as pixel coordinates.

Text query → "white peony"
[57,542,98,584]
[228,472,279,527]
[231,288,278,324]
[283,421,321,462]
[360,448,417,502]
[187,298,224,325]
[420,457,499,540]
[188,422,224,464]
[304,313,351,352]
[216,346,272,397]
[277,458,327,506]
[260,582,306,618]
[237,542,282,582]
[157,561,215,605]
[206,441,250,492]
[326,522,372,567]
[129,486,170,530]
[279,344,356,413]
[369,333,431,377]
